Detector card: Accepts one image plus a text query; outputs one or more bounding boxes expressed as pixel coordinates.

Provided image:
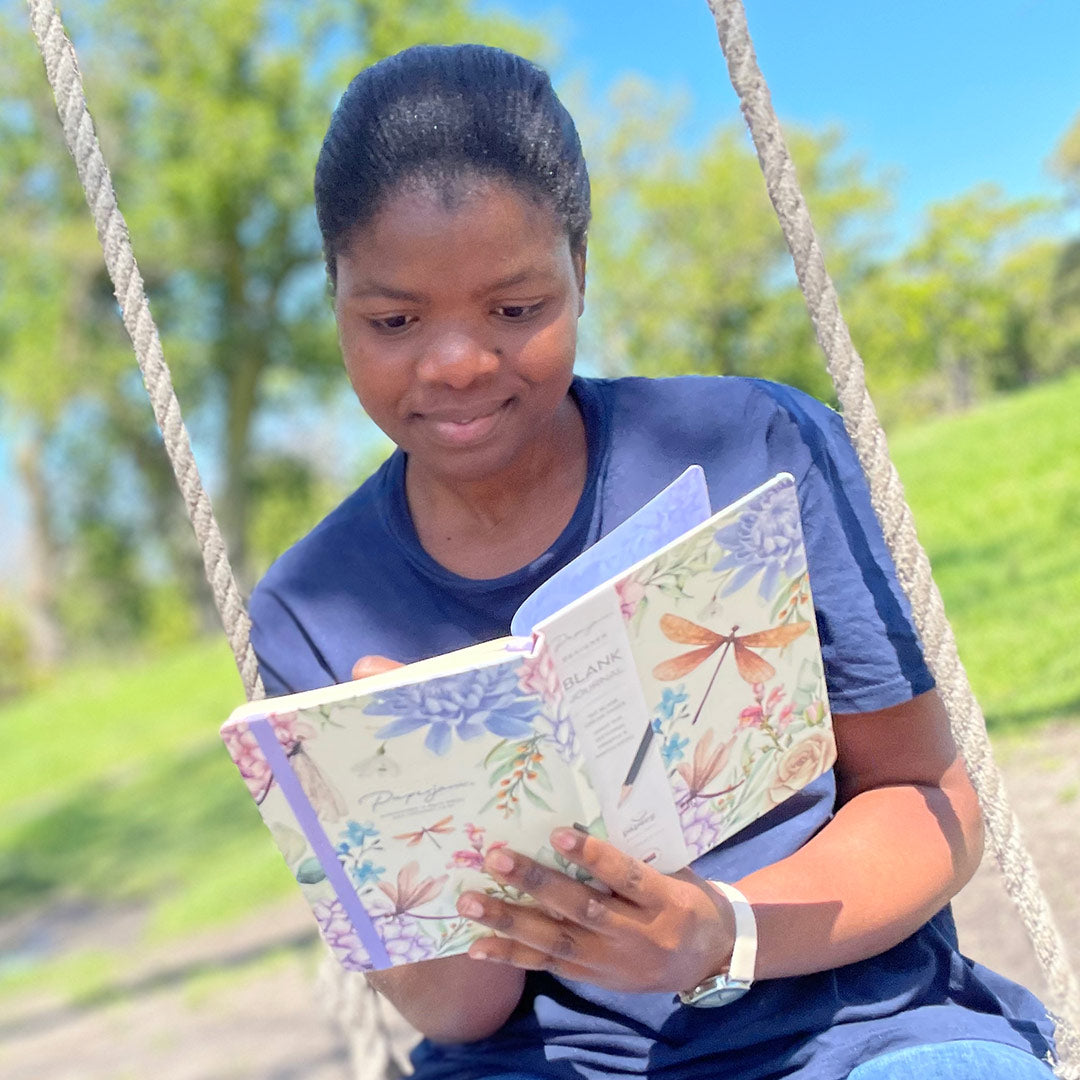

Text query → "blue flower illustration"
[341,820,379,848]
[656,686,689,720]
[713,480,805,601]
[350,859,386,888]
[661,733,690,768]
[364,665,540,756]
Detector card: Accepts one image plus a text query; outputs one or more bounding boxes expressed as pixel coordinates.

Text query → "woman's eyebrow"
[478,268,555,295]
[344,282,425,303]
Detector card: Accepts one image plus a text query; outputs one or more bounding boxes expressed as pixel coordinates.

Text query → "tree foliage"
[0,0,546,656]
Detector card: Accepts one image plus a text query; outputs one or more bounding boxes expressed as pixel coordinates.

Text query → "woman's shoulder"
[583,373,841,430]
[252,450,400,603]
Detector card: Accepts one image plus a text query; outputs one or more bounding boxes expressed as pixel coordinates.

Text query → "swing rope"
[25,0,264,704]
[25,0,1077,1074]
[707,3,1080,1072]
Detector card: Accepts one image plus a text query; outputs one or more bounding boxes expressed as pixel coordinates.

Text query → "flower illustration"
[518,650,562,707]
[377,861,449,916]
[548,712,580,762]
[352,743,401,779]
[223,712,317,803]
[312,897,372,971]
[656,686,689,720]
[767,732,837,806]
[381,914,439,965]
[660,732,690,769]
[713,480,805,601]
[364,666,540,756]
[339,820,379,849]
[447,822,508,871]
[349,859,386,888]
[672,777,725,859]
[615,575,646,620]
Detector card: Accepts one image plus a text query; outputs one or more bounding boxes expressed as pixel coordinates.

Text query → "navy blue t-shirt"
[250,375,1054,1080]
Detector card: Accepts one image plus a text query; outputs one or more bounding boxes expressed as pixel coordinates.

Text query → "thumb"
[352,654,404,681]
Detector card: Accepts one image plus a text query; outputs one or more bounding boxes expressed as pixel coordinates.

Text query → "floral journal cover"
[221,470,835,971]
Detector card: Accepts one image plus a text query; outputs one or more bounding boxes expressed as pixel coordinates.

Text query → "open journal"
[220,469,835,970]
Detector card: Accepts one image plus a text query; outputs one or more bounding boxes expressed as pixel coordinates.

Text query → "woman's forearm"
[366,954,526,1043]
[737,754,984,980]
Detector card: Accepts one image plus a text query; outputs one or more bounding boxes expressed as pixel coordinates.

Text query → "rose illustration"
[614,575,646,620]
[767,731,837,806]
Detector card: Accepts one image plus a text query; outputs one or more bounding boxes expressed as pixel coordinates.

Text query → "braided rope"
[706,1,1079,1073]
[26,0,264,703]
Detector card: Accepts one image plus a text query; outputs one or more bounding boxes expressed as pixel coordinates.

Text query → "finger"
[549,828,667,907]
[459,889,598,962]
[479,849,627,932]
[352,655,403,680]
[467,933,595,981]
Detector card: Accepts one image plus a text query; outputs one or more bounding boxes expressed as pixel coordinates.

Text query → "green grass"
[1,372,1078,992]
[0,639,296,949]
[889,368,1080,727]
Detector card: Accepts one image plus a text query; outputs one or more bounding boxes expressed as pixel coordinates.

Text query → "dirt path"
[2,723,1077,1080]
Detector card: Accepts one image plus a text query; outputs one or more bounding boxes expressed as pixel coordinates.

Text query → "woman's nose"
[416,329,500,388]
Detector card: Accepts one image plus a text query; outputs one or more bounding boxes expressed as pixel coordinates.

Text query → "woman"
[250,43,1056,1080]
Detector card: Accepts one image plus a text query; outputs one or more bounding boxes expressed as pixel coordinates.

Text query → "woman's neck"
[404,394,588,579]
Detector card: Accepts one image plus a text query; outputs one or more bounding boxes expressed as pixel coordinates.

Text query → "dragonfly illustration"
[653,614,811,725]
[394,815,455,850]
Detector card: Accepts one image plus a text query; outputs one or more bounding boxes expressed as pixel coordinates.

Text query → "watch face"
[694,984,750,1007]
[679,977,752,1008]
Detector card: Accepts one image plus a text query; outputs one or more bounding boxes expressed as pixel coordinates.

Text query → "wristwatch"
[677,880,757,1008]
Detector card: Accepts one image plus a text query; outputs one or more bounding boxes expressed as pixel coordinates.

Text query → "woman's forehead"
[336,179,574,292]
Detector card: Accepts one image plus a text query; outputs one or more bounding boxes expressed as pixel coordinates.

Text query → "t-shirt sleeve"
[761,385,935,714]
[248,577,337,696]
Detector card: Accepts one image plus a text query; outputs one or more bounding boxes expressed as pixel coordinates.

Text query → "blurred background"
[1,1,1078,1077]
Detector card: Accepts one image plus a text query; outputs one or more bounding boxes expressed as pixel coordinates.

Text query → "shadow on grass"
[0,739,263,918]
[0,925,318,1042]
[983,697,1080,733]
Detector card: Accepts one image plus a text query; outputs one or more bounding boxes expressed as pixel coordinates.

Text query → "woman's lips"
[420,399,512,446]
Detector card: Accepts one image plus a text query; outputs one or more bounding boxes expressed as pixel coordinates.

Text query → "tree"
[847,185,1048,421]
[1048,109,1080,371]
[0,0,548,660]
[582,79,888,404]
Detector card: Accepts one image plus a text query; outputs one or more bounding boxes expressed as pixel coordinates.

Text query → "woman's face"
[334,178,586,488]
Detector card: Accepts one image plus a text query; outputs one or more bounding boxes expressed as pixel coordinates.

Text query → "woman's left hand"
[456,827,735,993]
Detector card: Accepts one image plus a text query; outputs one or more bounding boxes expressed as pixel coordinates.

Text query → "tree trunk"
[15,426,64,668]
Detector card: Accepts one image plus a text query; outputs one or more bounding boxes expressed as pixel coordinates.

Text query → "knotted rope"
[26,0,264,703]
[707,1,1079,1074]
[25,0,1077,1075]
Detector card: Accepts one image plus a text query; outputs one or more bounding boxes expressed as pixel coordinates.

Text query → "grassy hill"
[2,371,1078,984]
[889,368,1080,726]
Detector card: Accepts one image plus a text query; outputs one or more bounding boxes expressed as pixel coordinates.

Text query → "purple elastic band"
[250,718,392,970]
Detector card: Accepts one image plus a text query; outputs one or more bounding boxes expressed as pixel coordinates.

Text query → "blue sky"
[3,0,1080,586]
[492,0,1080,240]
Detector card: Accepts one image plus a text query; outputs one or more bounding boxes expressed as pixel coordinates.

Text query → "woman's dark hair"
[314,44,590,286]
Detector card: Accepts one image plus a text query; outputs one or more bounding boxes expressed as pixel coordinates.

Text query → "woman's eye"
[369,314,414,332]
[495,302,541,320]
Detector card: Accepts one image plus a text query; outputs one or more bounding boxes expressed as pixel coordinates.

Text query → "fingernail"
[487,850,514,873]
[470,946,489,962]
[457,896,483,918]
[552,827,577,851]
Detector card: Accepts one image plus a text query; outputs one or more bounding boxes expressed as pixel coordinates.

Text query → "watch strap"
[706,880,757,985]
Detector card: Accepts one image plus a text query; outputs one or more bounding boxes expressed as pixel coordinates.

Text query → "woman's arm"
[455,688,984,990]
[366,956,525,1043]
[739,687,984,977]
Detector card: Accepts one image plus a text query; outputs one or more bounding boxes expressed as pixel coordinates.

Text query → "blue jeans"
[470,1041,1054,1079]
[848,1039,1055,1079]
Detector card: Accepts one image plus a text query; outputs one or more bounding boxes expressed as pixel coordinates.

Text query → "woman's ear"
[573,247,587,314]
